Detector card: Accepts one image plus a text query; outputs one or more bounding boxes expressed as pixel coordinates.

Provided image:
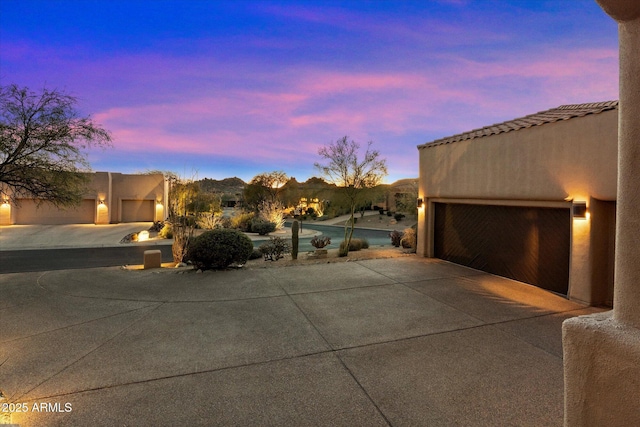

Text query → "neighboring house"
[0,172,168,225]
[417,101,618,306]
[383,178,418,213]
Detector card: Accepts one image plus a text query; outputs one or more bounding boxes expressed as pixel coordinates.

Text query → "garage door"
[434,203,570,295]
[121,200,154,222]
[15,199,95,224]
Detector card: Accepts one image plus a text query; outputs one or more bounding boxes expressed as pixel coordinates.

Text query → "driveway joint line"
[0,303,160,345]
[267,271,393,425]
[14,302,166,402]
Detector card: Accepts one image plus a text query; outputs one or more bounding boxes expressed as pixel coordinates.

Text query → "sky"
[0,0,619,184]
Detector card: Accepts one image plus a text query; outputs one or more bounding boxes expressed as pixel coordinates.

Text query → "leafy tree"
[0,84,111,206]
[315,136,387,256]
[243,171,288,210]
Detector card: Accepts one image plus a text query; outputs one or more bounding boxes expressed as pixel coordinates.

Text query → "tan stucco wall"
[111,173,166,223]
[564,5,640,425]
[418,110,618,304]
[1,172,166,225]
[418,110,617,201]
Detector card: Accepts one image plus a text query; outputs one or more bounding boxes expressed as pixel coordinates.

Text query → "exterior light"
[573,201,588,219]
[417,198,424,208]
[98,200,105,205]
[2,198,8,205]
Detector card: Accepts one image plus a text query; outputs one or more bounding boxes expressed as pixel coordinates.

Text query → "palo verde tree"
[315,136,388,256]
[0,84,112,206]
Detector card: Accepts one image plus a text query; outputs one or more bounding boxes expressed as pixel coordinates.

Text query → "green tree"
[0,84,111,206]
[315,136,388,256]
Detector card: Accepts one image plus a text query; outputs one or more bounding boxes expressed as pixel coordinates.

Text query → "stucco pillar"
[607,3,640,328]
[563,2,640,425]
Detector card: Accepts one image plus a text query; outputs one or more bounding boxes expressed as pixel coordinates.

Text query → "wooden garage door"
[15,199,95,224]
[121,200,154,222]
[434,203,571,295]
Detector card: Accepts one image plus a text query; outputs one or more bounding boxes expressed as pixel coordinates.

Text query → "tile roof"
[418,100,618,149]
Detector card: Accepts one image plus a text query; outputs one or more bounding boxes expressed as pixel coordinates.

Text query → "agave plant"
[310,236,331,249]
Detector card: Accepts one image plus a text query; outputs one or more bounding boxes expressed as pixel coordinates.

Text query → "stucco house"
[0,172,168,225]
[417,101,618,306]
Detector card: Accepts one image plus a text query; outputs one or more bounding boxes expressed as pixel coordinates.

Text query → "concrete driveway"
[1,257,602,426]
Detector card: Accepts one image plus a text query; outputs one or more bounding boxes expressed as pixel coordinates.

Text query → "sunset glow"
[0,1,618,182]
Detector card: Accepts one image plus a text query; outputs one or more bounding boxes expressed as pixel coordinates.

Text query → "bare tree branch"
[0,84,112,206]
[315,136,388,255]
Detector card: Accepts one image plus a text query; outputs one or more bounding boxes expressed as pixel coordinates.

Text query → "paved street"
[0,246,175,274]
[0,220,394,272]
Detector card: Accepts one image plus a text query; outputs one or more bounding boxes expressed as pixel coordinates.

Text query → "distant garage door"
[121,200,154,222]
[434,203,571,295]
[15,199,95,225]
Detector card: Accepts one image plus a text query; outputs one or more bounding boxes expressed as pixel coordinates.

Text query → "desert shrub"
[257,200,286,230]
[379,209,385,215]
[359,238,370,249]
[186,229,253,269]
[310,236,331,249]
[401,227,416,251]
[394,213,405,222]
[159,223,173,239]
[389,230,404,247]
[120,232,139,243]
[259,236,290,261]
[251,219,277,235]
[197,212,225,230]
[387,211,393,217]
[230,211,255,232]
[149,221,164,232]
[219,216,232,229]
[249,248,262,260]
[339,238,368,253]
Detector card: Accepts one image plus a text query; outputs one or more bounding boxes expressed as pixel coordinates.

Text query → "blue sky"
[0,1,618,183]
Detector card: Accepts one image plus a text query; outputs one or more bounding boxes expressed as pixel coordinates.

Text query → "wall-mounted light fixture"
[98,200,105,205]
[2,198,9,205]
[573,201,588,219]
[417,198,424,209]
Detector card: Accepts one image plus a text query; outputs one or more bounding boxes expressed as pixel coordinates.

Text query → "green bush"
[251,219,276,235]
[187,229,253,269]
[394,213,405,221]
[249,248,263,260]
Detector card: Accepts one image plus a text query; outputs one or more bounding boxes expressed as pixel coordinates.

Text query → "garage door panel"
[434,203,570,295]
[121,200,154,222]
[15,199,95,224]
